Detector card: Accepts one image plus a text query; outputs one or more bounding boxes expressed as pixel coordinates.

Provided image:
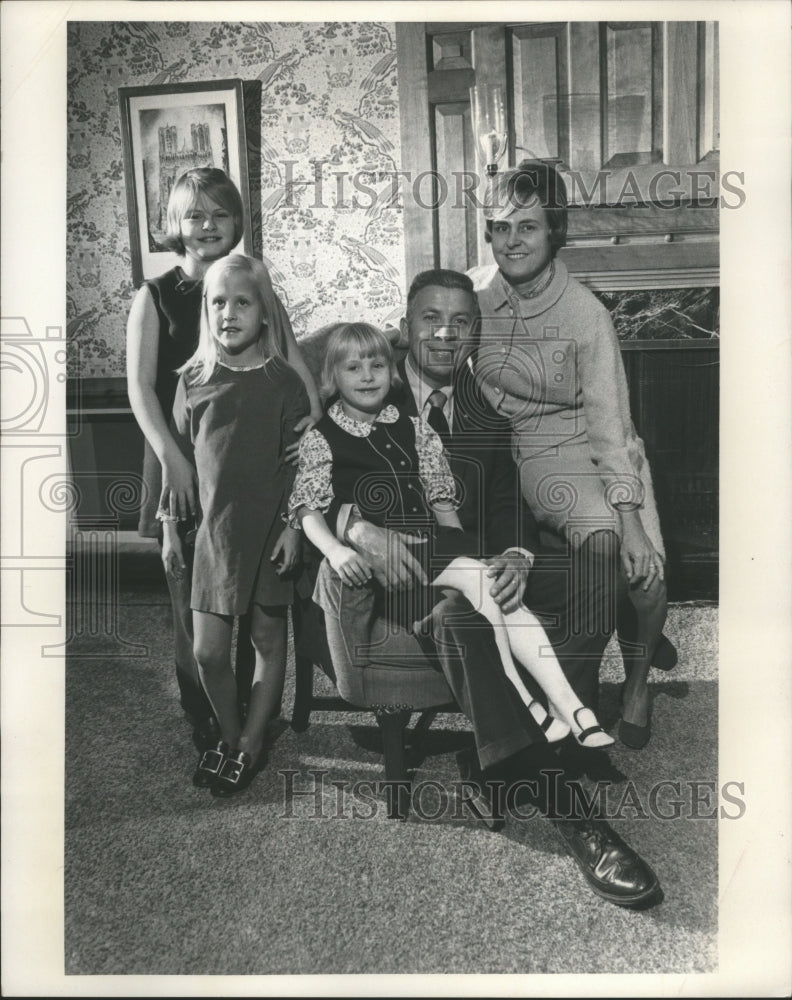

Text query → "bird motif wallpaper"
[67,20,406,378]
[67,20,718,380]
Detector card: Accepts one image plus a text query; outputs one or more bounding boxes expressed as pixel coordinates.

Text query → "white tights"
[431,557,613,749]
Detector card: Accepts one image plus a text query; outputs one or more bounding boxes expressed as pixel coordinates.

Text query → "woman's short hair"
[321,322,401,401]
[161,167,244,255]
[484,159,568,256]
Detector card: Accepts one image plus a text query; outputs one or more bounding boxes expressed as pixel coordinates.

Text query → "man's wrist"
[343,506,363,545]
[503,546,534,569]
[336,503,360,544]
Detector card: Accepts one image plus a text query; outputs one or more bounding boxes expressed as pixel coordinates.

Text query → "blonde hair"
[321,323,400,401]
[179,255,286,385]
[161,167,244,255]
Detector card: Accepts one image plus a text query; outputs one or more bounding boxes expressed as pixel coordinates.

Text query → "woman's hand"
[271,526,302,576]
[160,449,197,521]
[328,543,373,588]
[285,414,318,465]
[619,512,664,590]
[161,526,186,581]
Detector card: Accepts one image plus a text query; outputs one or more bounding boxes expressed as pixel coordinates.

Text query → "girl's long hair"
[179,255,286,386]
[321,322,401,400]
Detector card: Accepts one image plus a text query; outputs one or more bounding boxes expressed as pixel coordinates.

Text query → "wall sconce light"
[470,83,507,177]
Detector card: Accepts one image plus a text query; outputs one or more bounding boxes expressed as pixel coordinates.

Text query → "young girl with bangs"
[125,168,320,748]
[163,254,310,795]
[289,323,614,750]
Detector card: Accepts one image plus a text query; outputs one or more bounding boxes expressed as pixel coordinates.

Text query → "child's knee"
[250,606,287,658]
[435,558,487,607]
[193,641,228,677]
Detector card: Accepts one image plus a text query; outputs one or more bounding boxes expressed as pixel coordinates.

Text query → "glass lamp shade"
[470,84,508,176]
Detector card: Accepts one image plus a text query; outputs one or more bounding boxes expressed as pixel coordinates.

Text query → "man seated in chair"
[309,269,663,910]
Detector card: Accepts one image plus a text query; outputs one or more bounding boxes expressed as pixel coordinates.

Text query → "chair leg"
[405,709,439,768]
[291,654,314,732]
[375,707,412,821]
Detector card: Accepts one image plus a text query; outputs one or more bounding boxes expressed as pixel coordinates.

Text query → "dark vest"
[317,410,432,531]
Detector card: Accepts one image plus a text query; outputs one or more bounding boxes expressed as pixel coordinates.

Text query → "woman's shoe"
[618,709,652,749]
[571,707,615,749]
[652,634,678,672]
[527,700,571,743]
[210,748,264,797]
[618,682,652,749]
[192,740,229,788]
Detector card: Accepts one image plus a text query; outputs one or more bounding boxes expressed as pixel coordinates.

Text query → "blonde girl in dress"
[163,255,311,795]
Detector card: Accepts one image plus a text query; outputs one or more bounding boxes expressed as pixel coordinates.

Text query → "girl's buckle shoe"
[192,740,229,788]
[210,748,262,797]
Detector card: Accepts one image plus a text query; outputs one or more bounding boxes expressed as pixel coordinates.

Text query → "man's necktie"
[426,389,451,439]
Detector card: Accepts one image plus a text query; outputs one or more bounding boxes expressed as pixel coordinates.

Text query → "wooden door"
[395,20,720,290]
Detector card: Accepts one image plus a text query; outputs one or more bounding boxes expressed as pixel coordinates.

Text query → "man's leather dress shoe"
[552,817,663,908]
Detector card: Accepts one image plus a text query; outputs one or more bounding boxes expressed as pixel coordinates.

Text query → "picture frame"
[118,79,253,285]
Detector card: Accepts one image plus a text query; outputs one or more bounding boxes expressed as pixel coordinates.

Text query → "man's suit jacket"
[393,355,540,559]
[395,354,614,708]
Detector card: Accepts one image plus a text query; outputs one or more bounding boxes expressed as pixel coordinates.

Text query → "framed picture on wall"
[118,79,252,285]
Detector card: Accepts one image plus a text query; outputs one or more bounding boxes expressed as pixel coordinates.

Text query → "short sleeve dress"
[472,260,664,555]
[137,266,293,538]
[171,357,310,615]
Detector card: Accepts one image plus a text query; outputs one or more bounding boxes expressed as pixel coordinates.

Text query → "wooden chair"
[289,323,465,819]
[290,593,462,820]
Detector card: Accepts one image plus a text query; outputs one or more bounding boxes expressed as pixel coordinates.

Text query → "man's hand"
[346,519,428,589]
[484,551,532,613]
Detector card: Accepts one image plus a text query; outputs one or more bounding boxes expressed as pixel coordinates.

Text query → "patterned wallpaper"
[67,20,405,378]
[67,21,719,379]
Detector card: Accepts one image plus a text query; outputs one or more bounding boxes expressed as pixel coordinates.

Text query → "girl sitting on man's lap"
[289,323,614,749]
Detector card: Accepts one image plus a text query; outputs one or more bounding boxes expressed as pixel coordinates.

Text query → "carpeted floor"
[65,548,718,976]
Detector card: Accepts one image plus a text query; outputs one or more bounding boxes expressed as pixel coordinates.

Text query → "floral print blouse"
[288,401,458,527]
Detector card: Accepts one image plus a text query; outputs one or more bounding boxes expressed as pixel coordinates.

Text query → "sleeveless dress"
[138,267,203,537]
[136,266,292,537]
